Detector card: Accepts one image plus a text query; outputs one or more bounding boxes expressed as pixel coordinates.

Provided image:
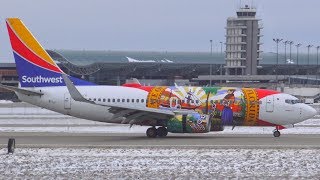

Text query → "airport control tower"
[225,5,262,75]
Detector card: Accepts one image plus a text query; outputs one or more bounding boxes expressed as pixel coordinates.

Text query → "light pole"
[209,39,213,86]
[307,45,313,66]
[316,46,320,84]
[316,46,320,67]
[273,38,283,83]
[295,43,302,65]
[307,45,313,83]
[219,41,223,83]
[289,41,294,62]
[284,40,289,63]
[210,40,213,56]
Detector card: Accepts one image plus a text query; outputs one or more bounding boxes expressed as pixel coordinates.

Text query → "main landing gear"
[146,126,168,138]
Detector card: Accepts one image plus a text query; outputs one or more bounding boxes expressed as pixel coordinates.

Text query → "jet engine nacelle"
[210,123,224,131]
[167,113,211,133]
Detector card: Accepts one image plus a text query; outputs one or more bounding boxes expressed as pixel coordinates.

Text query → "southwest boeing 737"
[1,18,317,138]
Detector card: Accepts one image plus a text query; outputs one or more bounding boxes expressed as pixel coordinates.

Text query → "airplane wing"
[0,84,43,96]
[62,74,188,125]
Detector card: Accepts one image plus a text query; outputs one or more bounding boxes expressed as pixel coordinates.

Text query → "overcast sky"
[1,0,320,61]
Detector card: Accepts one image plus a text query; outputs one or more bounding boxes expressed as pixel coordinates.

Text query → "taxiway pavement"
[0,132,319,149]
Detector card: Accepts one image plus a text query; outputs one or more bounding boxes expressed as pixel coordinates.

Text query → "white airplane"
[1,18,317,138]
[126,57,156,63]
[286,59,295,64]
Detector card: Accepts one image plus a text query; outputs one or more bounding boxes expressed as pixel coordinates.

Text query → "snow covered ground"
[0,148,319,179]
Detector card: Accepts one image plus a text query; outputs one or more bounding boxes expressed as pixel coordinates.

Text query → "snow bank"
[1,125,320,134]
[0,100,13,104]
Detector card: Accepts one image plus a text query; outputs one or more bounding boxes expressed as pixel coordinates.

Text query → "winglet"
[61,74,92,103]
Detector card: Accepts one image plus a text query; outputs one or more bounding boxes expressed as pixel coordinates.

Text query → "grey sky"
[1,0,320,61]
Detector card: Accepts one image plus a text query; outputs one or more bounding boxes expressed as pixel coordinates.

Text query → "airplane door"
[64,93,71,109]
[266,96,274,112]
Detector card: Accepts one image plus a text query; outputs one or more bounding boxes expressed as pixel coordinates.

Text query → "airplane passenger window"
[108,99,110,102]
[122,99,125,102]
[89,98,91,101]
[94,98,96,101]
[117,99,120,102]
[103,99,106,102]
[112,99,115,102]
[136,99,140,103]
[127,99,130,103]
[98,98,101,102]
[141,99,144,103]
[132,99,135,103]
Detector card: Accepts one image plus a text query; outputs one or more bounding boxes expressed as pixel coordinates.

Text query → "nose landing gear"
[273,130,281,137]
[273,126,281,137]
[146,126,168,138]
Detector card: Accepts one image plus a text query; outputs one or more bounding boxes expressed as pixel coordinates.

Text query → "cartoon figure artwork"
[145,86,261,130]
[221,89,235,126]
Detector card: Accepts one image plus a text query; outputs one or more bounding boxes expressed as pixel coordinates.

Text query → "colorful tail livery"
[6,18,93,87]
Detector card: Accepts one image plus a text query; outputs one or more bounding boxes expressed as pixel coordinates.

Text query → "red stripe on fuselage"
[257,119,285,129]
[122,83,154,92]
[7,23,62,73]
[255,89,279,99]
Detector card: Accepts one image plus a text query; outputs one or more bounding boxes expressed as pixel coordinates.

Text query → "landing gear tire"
[146,127,157,138]
[157,127,168,137]
[273,130,281,137]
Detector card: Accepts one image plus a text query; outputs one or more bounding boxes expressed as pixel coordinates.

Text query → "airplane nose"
[302,105,317,120]
[310,106,317,117]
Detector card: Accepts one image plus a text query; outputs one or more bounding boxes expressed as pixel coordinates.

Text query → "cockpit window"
[285,99,302,104]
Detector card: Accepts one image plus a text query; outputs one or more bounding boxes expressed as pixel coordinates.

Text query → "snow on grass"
[0,100,13,104]
[1,124,320,134]
[0,148,319,179]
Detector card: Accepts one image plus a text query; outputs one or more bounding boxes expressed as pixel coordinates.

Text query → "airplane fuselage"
[16,85,316,131]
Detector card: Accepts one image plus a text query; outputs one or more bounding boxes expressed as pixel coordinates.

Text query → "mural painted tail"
[6,18,93,87]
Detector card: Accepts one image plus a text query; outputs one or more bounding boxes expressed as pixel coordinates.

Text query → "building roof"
[53,50,316,66]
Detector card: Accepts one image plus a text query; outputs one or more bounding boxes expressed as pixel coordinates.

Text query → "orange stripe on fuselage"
[6,18,57,67]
